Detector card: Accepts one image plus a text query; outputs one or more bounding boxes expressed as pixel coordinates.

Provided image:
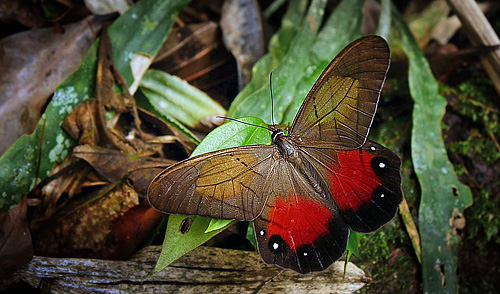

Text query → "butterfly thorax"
[273,129,298,160]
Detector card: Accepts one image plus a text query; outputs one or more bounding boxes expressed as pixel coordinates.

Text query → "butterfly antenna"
[216,116,272,131]
[270,71,276,126]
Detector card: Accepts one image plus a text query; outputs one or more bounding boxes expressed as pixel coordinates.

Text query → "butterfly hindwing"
[298,139,402,233]
[253,158,349,274]
[290,35,390,149]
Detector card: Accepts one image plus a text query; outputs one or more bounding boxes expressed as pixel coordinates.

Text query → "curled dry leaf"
[154,21,219,75]
[220,0,265,90]
[73,144,174,195]
[0,195,33,279]
[96,28,148,154]
[0,15,102,155]
[62,99,100,146]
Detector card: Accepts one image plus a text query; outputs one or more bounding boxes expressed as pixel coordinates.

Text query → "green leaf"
[155,116,270,272]
[191,117,271,156]
[392,5,472,293]
[139,69,226,129]
[205,219,232,233]
[246,222,257,249]
[154,215,231,273]
[347,230,363,257]
[0,0,191,213]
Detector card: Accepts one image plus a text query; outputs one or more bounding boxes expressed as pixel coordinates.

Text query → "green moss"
[441,76,500,292]
[441,79,500,142]
[465,189,500,247]
[440,78,500,246]
[357,220,418,293]
[359,221,405,260]
[449,136,500,162]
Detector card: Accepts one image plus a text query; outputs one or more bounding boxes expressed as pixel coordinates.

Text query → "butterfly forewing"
[148,145,276,220]
[290,36,390,149]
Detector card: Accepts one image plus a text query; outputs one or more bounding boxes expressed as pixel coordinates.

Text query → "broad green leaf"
[155,117,270,272]
[392,5,472,293]
[139,69,226,129]
[191,117,271,156]
[0,0,191,213]
[154,215,230,273]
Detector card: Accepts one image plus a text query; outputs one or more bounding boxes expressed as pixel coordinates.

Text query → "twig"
[446,0,500,97]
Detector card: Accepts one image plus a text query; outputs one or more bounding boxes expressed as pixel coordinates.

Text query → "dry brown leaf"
[220,0,265,90]
[73,144,174,195]
[0,195,33,279]
[138,107,196,154]
[0,15,102,155]
[62,99,100,145]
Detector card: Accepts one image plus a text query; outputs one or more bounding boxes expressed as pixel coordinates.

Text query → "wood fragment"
[446,0,500,96]
[2,246,368,293]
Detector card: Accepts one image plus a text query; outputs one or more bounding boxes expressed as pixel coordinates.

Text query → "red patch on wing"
[329,150,381,211]
[267,196,331,250]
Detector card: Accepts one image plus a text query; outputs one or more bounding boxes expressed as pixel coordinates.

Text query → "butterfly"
[148,35,403,274]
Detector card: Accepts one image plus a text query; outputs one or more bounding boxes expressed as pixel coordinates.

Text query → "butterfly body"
[148,35,403,274]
